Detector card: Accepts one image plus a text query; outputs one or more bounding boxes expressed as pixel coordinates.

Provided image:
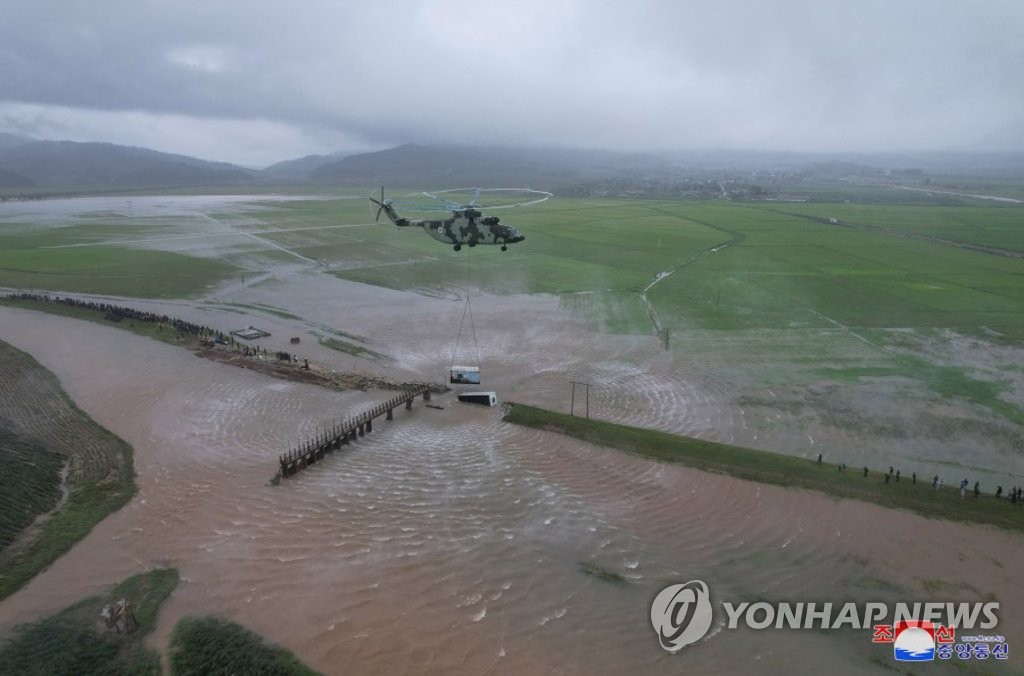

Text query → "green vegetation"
[217,301,303,320]
[815,356,1022,426]
[0,568,179,675]
[0,341,137,601]
[0,456,137,603]
[292,196,1024,340]
[642,202,1024,338]
[168,616,319,676]
[0,296,208,349]
[0,242,240,298]
[5,192,1021,339]
[779,202,1024,252]
[328,198,727,300]
[0,428,64,549]
[318,335,384,359]
[3,191,1021,469]
[503,402,1024,534]
[0,569,320,675]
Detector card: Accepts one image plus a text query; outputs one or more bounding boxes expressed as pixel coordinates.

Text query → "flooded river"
[2,299,1021,674]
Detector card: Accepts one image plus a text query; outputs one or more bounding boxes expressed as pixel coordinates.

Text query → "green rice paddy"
[311,197,1024,340]
[3,193,1021,339]
[0,244,239,298]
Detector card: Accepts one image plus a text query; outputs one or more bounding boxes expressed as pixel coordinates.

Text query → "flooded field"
[1,195,1022,673]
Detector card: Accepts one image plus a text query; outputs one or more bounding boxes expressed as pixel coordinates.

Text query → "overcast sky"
[1,0,1022,167]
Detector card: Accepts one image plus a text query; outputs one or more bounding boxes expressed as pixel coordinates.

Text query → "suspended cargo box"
[450,365,481,385]
[458,391,497,407]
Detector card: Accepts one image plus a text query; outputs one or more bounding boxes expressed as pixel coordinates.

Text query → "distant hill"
[0,140,256,190]
[0,167,34,188]
[309,143,669,188]
[262,151,350,180]
[0,133,34,150]
[663,149,1024,173]
[4,136,1021,196]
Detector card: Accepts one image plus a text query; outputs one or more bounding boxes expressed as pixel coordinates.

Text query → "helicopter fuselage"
[391,207,525,251]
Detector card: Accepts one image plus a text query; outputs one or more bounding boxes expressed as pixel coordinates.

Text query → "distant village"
[561,165,935,201]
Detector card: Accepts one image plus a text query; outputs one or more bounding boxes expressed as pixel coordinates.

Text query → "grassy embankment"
[0,569,179,674]
[1,295,386,363]
[0,341,138,601]
[0,296,208,348]
[168,616,319,675]
[0,429,63,551]
[503,402,1024,534]
[0,568,319,675]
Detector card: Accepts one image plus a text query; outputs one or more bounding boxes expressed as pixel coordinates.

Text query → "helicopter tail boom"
[369,187,409,226]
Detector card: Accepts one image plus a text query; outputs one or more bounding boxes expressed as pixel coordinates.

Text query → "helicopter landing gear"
[453,244,462,252]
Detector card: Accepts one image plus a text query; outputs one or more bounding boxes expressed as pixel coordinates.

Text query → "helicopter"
[369,187,551,251]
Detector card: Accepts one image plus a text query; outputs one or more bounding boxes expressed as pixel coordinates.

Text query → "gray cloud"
[2,0,1022,166]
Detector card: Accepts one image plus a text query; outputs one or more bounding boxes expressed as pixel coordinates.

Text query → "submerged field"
[258,195,1024,466]
[3,192,1021,334]
[219,195,1024,340]
[1,192,1022,480]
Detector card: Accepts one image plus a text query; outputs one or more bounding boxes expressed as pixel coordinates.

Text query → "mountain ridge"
[2,136,1024,195]
[0,140,256,190]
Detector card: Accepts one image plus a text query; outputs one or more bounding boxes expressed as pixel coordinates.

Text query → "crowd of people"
[6,293,225,341]
[6,293,443,394]
[819,453,1021,506]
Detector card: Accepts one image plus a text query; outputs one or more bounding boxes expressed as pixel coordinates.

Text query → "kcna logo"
[650,580,714,652]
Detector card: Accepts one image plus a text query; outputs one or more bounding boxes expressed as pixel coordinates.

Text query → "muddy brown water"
[2,298,1022,675]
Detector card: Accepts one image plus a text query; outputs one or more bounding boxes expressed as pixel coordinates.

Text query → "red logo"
[873,625,894,643]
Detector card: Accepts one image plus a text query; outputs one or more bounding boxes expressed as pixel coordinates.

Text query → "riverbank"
[3,306,1022,674]
[0,294,444,394]
[503,402,1024,534]
[0,341,137,601]
[0,568,178,674]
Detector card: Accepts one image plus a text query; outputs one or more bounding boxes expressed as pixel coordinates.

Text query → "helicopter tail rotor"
[369,186,386,222]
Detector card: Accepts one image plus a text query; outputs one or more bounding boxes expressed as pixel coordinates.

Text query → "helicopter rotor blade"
[369,186,385,221]
[423,187,553,211]
[422,191,465,211]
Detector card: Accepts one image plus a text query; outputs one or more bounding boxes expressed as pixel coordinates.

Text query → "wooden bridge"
[276,385,431,479]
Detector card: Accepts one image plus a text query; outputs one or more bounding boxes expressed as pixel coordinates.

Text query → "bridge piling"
[275,385,431,480]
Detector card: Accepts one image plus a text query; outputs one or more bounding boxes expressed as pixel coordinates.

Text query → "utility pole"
[570,380,591,419]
